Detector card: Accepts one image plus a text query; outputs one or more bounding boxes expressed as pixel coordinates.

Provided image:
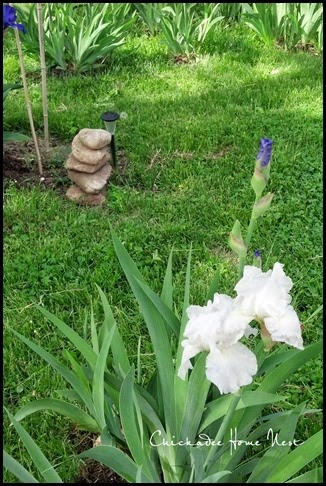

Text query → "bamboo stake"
[11,3,43,175]
[37,3,49,155]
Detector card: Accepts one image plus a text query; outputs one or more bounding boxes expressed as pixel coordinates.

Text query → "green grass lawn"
[3,24,322,482]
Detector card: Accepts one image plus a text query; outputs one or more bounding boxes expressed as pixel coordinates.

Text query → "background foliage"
[15,2,323,72]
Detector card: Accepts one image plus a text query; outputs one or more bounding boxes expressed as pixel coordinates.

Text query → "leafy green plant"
[241,3,290,45]
[16,3,136,73]
[197,3,226,44]
[3,83,23,103]
[159,3,224,58]
[213,2,244,23]
[3,84,30,142]
[296,3,323,48]
[317,20,323,51]
[6,139,322,483]
[278,3,323,51]
[133,3,166,36]
[241,3,323,51]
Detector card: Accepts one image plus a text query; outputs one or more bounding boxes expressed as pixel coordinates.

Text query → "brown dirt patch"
[204,145,235,160]
[76,460,126,484]
[3,137,70,194]
[3,137,129,194]
[70,428,126,484]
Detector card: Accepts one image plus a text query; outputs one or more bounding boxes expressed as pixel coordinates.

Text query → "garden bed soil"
[76,461,126,484]
[3,138,129,193]
[71,428,126,484]
[3,138,70,193]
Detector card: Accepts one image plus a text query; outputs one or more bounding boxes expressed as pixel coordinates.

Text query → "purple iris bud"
[3,5,26,33]
[253,249,262,269]
[256,138,273,168]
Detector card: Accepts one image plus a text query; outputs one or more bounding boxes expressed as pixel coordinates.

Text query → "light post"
[100,111,120,167]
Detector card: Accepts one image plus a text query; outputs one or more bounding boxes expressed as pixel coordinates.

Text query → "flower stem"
[238,195,260,279]
[204,389,242,471]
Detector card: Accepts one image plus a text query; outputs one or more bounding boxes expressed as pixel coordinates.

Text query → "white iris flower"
[234,263,304,350]
[178,263,303,394]
[178,294,257,394]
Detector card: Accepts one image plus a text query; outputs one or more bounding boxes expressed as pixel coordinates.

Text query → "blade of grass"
[120,366,160,482]
[265,429,323,483]
[285,467,323,483]
[92,325,117,430]
[36,305,97,368]
[5,409,63,483]
[3,450,39,483]
[8,327,96,417]
[14,398,100,433]
[161,246,174,310]
[79,445,153,483]
[96,285,130,374]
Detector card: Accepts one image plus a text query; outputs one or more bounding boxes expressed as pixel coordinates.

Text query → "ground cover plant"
[3,5,322,483]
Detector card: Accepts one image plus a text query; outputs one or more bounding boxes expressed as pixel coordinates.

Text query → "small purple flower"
[256,138,273,168]
[253,250,261,258]
[3,5,26,33]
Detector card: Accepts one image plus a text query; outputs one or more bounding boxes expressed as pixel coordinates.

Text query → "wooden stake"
[11,3,43,175]
[37,3,49,155]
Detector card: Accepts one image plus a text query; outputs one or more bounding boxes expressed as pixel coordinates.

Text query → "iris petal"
[178,293,255,393]
[177,342,202,379]
[3,5,26,33]
[264,306,304,350]
[256,138,273,168]
[234,262,303,350]
[206,343,257,394]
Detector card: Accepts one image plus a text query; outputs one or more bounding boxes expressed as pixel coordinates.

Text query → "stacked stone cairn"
[65,128,113,205]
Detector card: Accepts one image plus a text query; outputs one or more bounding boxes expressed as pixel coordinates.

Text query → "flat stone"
[65,152,111,173]
[72,136,108,165]
[67,163,112,194]
[78,128,111,150]
[66,185,106,206]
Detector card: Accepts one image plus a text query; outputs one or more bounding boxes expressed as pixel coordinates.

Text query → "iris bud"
[252,250,262,269]
[252,193,274,219]
[251,168,268,197]
[229,220,247,258]
[251,138,273,197]
[256,138,273,169]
